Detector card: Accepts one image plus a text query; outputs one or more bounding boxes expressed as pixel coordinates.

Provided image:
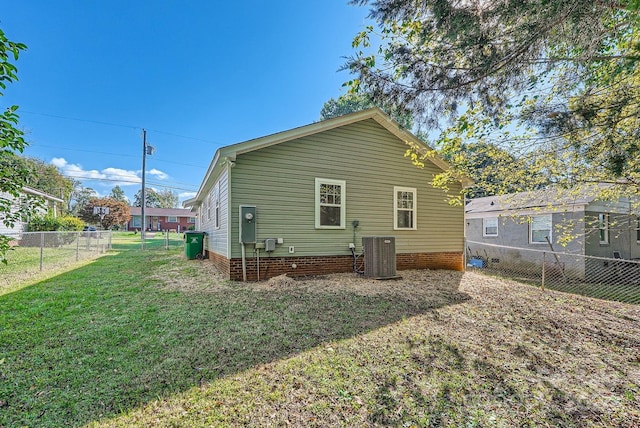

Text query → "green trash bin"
[184,231,206,259]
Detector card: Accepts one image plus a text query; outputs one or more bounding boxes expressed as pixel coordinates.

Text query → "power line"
[20,109,227,145]
[62,174,198,192]
[29,143,208,168]
[20,110,139,130]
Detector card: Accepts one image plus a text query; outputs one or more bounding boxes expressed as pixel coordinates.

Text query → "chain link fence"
[1,231,113,287]
[111,231,186,251]
[466,240,640,304]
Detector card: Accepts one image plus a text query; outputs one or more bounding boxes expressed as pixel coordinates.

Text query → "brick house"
[126,207,196,232]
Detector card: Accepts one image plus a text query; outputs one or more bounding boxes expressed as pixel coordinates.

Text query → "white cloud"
[179,191,197,200]
[148,168,169,180]
[51,157,142,186]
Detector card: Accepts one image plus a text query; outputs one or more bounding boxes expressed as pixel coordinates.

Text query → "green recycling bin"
[184,231,206,259]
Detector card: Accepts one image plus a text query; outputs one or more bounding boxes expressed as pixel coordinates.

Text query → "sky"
[2,1,372,205]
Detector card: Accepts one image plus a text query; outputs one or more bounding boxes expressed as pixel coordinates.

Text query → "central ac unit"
[363,236,397,278]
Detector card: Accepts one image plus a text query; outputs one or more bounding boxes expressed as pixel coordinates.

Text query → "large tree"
[156,188,179,209]
[0,29,28,262]
[133,188,160,208]
[346,0,640,202]
[79,197,130,230]
[5,155,75,210]
[320,93,414,129]
[109,185,127,203]
[70,186,98,215]
[133,187,178,208]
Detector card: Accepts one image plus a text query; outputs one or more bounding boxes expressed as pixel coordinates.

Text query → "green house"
[183,108,465,280]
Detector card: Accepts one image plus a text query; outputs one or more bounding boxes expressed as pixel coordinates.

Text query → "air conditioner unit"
[363,236,397,278]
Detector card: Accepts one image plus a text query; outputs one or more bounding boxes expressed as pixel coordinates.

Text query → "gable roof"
[465,185,630,216]
[129,207,194,217]
[184,107,465,207]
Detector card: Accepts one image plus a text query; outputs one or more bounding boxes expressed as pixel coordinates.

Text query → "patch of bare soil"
[152,258,230,294]
[257,270,470,304]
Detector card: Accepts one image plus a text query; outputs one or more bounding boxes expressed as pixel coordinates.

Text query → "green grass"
[1,245,638,427]
[111,231,185,251]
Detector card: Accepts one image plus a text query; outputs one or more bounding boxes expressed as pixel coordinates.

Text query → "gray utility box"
[363,236,397,278]
[239,205,256,243]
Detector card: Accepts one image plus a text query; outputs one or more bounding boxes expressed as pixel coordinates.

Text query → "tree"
[109,185,127,203]
[346,0,640,203]
[0,28,28,263]
[156,188,179,209]
[79,197,131,229]
[320,93,414,129]
[133,188,160,208]
[70,186,98,215]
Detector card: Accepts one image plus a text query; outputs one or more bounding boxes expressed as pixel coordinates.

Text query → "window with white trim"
[598,213,609,245]
[167,216,177,222]
[315,178,345,228]
[530,215,552,243]
[636,219,640,243]
[394,186,417,230]
[132,215,141,228]
[188,217,196,224]
[483,218,498,237]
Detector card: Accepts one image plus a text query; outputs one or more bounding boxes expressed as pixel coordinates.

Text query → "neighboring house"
[126,207,196,232]
[465,188,640,278]
[183,107,467,281]
[0,186,64,237]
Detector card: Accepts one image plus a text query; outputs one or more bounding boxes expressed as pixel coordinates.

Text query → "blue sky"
[3,1,371,204]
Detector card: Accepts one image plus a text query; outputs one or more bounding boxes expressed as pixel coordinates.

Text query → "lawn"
[1,245,638,427]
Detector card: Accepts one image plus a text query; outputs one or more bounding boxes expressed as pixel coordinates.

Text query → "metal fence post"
[76,231,80,261]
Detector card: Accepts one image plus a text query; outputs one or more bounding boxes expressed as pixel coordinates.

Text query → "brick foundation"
[201,251,464,281]
[206,250,231,278]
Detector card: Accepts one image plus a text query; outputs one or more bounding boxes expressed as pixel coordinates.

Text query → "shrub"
[24,215,85,247]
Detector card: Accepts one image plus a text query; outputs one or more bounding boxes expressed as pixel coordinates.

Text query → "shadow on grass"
[0,250,469,427]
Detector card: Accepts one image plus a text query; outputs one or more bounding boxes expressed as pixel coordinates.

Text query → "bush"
[58,216,84,231]
[27,214,84,232]
[23,215,86,247]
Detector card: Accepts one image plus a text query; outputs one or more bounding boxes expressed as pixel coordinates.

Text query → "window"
[598,213,609,245]
[188,217,196,224]
[214,182,220,229]
[483,218,498,237]
[394,186,417,230]
[315,178,345,228]
[530,215,552,243]
[636,219,640,243]
[132,215,141,228]
[167,216,177,222]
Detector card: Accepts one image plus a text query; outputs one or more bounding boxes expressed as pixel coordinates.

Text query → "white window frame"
[188,216,196,224]
[315,178,346,229]
[167,216,178,222]
[393,186,417,230]
[636,219,640,244]
[483,217,498,237]
[214,182,220,229]
[530,214,552,244]
[132,215,141,228]
[598,213,609,245]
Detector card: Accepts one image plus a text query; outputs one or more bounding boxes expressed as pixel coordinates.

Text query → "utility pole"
[141,129,155,250]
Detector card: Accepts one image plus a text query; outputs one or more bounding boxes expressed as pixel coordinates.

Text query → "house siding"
[229,119,463,260]
[584,211,640,260]
[199,166,229,258]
